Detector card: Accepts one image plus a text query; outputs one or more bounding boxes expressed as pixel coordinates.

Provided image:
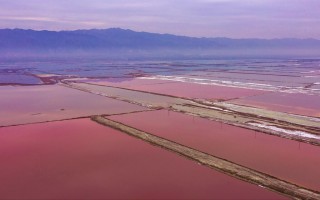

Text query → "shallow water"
[84,78,265,100]
[230,92,320,117]
[71,82,188,108]
[0,85,146,126]
[1,57,319,197]
[0,118,285,199]
[0,74,41,85]
[1,58,319,87]
[108,110,320,191]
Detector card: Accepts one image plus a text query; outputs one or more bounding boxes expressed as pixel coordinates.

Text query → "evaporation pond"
[84,78,265,100]
[108,110,320,191]
[0,118,284,199]
[0,85,146,126]
[230,92,320,117]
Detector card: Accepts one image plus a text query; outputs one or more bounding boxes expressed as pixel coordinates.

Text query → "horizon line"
[1,27,319,41]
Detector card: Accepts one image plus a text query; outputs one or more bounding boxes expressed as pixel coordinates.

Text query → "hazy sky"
[0,0,319,39]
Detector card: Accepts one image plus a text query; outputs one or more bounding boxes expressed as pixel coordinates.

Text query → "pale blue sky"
[0,0,319,38]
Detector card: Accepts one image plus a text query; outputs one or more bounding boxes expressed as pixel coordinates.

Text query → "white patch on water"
[36,74,59,77]
[248,123,320,140]
[206,106,224,111]
[65,77,89,81]
[138,75,320,95]
[301,71,316,74]
[139,75,277,91]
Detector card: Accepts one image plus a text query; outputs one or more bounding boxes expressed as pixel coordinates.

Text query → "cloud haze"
[0,0,319,38]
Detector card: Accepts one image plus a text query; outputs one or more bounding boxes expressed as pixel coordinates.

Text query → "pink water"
[0,85,146,126]
[0,118,284,199]
[109,110,320,191]
[85,78,265,100]
[231,92,320,117]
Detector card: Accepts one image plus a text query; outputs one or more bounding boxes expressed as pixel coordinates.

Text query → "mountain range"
[1,28,320,58]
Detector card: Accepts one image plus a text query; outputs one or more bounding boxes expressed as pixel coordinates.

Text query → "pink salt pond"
[108,110,320,191]
[0,119,284,199]
[84,78,265,100]
[0,85,146,126]
[230,92,320,117]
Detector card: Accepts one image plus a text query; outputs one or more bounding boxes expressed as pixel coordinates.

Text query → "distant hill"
[1,28,320,58]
